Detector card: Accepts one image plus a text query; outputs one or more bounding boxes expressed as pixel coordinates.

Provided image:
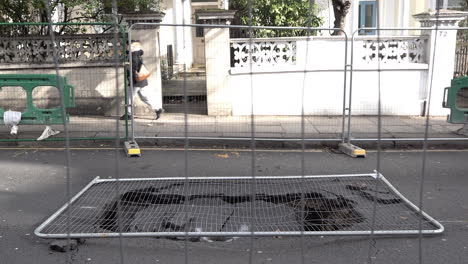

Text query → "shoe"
[155,109,163,120]
[120,114,132,120]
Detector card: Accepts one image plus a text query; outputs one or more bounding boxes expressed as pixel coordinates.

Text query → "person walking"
[121,41,163,120]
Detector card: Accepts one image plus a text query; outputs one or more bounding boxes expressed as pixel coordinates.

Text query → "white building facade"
[317,0,465,36]
[157,0,229,71]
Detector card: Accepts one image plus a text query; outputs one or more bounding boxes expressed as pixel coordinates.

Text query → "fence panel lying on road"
[35,172,443,238]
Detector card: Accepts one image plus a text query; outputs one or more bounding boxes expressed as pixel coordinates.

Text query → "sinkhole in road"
[35,173,443,238]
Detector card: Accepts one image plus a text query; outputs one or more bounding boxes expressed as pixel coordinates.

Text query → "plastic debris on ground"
[37,126,60,141]
[3,110,22,135]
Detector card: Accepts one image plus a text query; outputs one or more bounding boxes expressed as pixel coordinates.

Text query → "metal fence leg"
[339,34,366,158]
[123,26,141,158]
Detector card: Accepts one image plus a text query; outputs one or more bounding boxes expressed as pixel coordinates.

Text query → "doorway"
[192,8,206,66]
[358,1,377,35]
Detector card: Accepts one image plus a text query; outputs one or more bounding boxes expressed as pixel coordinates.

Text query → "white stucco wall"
[231,70,427,116]
[230,69,428,116]
[228,37,431,116]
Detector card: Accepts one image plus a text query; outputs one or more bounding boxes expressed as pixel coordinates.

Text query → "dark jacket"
[128,50,148,88]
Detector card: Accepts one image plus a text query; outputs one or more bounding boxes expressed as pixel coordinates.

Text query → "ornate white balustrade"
[358,37,428,64]
[0,34,122,64]
[230,39,296,68]
[229,36,428,70]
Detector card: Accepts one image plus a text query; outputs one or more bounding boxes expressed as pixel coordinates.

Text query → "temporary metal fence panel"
[128,24,350,143]
[34,172,443,238]
[127,24,468,144]
[0,23,128,142]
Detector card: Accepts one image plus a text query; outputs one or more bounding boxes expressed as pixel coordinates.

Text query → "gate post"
[413,10,468,116]
[196,10,236,116]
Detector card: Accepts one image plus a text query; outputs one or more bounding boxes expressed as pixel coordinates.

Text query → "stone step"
[178,71,206,77]
[176,66,206,78]
[162,76,206,97]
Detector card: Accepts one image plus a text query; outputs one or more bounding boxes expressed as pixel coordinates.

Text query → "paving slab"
[314,126,344,134]
[253,125,285,133]
[306,116,344,127]
[162,77,207,96]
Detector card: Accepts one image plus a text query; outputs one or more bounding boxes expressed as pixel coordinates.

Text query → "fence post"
[413,10,468,116]
[196,10,236,116]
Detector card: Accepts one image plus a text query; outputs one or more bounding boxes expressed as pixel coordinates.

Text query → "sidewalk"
[1,114,466,143]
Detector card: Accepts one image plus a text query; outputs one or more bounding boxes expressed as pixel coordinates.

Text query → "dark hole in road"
[98,184,381,233]
[346,183,402,204]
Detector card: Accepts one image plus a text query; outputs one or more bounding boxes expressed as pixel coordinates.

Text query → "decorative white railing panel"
[0,34,122,64]
[359,38,427,64]
[230,37,428,69]
[230,40,296,68]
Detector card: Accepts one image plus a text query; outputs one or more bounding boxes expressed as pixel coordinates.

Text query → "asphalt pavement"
[0,147,467,264]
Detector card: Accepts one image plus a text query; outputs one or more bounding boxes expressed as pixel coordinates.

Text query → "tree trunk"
[331,0,352,36]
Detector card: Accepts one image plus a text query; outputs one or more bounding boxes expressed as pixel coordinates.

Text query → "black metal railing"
[455,36,468,77]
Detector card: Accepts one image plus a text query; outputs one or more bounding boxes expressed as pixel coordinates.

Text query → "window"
[358,1,377,35]
[195,19,204,37]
